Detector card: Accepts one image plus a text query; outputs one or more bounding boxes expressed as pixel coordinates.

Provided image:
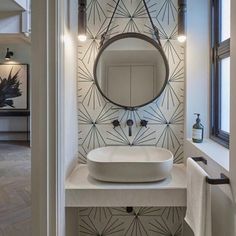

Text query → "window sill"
[186,138,229,172]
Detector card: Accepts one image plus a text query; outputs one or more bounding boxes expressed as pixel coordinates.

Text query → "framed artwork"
[0,63,29,116]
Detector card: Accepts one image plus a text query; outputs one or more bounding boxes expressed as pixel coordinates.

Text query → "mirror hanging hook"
[99,0,121,48]
[142,0,162,46]
[99,0,162,48]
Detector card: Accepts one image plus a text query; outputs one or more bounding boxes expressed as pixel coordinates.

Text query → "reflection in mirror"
[95,33,169,108]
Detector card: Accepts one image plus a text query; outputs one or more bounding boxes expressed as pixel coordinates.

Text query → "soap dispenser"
[192,113,204,143]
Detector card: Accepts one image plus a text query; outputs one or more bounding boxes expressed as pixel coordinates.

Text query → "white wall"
[60,0,78,235]
[0,42,31,141]
[0,6,30,34]
[185,0,236,235]
[185,0,210,139]
[14,0,28,10]
[0,12,22,33]
[229,0,236,212]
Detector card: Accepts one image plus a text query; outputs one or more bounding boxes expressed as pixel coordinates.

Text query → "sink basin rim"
[87,146,173,163]
[87,146,174,183]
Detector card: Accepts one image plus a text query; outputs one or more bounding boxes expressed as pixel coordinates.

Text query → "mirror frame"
[94,32,169,110]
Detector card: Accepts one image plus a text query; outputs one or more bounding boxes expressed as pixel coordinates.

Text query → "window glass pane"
[221,0,230,41]
[220,57,230,133]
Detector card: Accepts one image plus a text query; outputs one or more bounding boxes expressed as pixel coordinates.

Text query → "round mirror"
[94,33,169,109]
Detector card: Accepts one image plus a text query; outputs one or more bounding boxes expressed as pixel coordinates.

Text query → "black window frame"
[211,0,230,148]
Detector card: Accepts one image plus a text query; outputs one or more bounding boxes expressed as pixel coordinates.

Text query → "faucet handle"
[112,119,120,128]
[140,120,148,128]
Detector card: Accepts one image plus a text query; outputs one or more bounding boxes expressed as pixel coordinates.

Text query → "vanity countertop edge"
[65,164,187,207]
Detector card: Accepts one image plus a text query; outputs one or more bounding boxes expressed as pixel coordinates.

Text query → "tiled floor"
[0,142,31,236]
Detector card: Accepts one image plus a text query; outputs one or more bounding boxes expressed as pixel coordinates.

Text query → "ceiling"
[0,0,24,12]
[0,33,30,44]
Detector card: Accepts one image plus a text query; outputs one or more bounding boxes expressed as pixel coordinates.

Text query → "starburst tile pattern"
[77,0,185,234]
[79,207,185,236]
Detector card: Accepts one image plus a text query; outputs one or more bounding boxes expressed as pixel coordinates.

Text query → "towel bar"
[191,157,230,185]
[192,156,207,164]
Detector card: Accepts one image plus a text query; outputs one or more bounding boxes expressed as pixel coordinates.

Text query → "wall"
[0,42,31,141]
[228,0,236,234]
[185,0,210,139]
[61,0,79,234]
[230,0,236,205]
[185,0,236,235]
[0,12,22,33]
[77,0,185,235]
[63,0,79,178]
[185,142,234,236]
[78,1,184,167]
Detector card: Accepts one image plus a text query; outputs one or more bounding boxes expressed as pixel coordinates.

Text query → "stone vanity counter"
[65,164,186,207]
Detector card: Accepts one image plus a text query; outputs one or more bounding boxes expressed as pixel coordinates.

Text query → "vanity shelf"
[65,164,187,207]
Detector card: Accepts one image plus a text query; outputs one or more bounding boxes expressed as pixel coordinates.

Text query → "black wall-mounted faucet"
[126,119,134,136]
[112,119,120,128]
[140,120,148,128]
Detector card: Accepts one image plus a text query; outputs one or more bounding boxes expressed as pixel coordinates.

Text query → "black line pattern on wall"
[151,19,177,40]
[108,0,156,19]
[159,83,181,109]
[96,103,120,124]
[163,41,181,64]
[82,82,105,109]
[156,124,180,150]
[124,216,149,236]
[132,127,156,145]
[119,109,142,123]
[78,104,94,124]
[173,144,183,164]
[149,218,176,235]
[87,207,112,222]
[79,207,185,236]
[110,207,163,216]
[106,126,130,145]
[87,0,107,25]
[158,61,184,109]
[78,145,88,163]
[156,0,177,25]
[80,21,108,64]
[77,0,185,235]
[107,0,158,34]
[143,104,166,124]
[80,216,125,236]
[81,123,106,150]
[169,61,184,83]
[78,60,94,82]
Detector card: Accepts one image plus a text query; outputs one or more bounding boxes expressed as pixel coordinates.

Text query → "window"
[211,0,230,147]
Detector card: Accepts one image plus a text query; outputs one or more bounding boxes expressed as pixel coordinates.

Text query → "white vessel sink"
[87,146,173,183]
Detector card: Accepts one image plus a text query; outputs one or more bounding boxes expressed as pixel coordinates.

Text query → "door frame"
[31,0,65,235]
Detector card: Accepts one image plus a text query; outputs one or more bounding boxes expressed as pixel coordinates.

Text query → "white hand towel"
[185,158,212,236]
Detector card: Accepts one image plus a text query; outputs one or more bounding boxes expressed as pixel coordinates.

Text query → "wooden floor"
[0,142,31,236]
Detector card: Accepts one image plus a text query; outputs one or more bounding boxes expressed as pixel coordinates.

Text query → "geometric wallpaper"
[78,207,185,236]
[77,0,185,235]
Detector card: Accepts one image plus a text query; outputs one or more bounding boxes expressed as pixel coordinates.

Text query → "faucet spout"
[128,126,132,137]
[126,119,134,136]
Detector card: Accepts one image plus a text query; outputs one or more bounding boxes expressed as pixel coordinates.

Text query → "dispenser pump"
[192,113,204,143]
[195,113,200,123]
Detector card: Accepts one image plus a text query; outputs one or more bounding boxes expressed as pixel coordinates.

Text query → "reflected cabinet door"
[131,65,154,107]
[107,66,131,106]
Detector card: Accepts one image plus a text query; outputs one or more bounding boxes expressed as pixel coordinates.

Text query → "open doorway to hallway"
[0,0,31,235]
[0,142,31,235]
